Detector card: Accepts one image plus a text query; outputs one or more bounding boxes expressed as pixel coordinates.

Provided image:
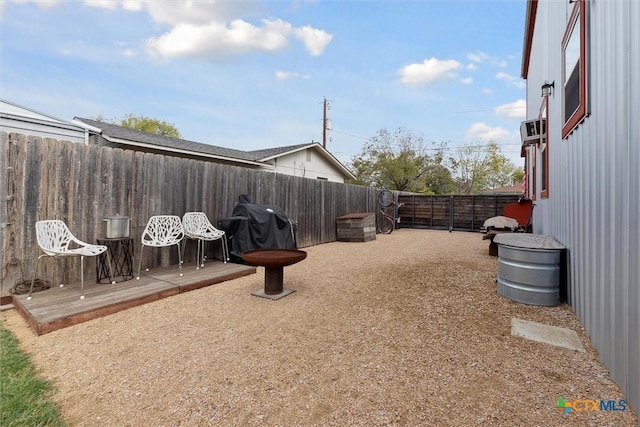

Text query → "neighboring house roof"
[74,117,355,179]
[1,99,89,143]
[246,143,312,161]
[75,117,266,167]
[248,143,356,180]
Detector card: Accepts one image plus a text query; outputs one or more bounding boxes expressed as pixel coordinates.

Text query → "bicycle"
[377,190,403,234]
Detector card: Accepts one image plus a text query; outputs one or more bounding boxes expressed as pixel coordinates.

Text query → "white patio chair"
[136,215,184,279]
[29,220,115,300]
[182,212,229,269]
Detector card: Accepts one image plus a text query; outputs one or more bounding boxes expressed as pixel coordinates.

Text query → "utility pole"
[322,97,328,149]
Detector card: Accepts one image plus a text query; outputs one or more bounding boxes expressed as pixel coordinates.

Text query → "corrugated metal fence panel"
[530,0,640,414]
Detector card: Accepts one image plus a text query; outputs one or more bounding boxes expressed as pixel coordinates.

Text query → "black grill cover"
[218,196,297,261]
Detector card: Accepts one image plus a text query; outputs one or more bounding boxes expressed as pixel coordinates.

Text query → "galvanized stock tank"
[494,234,565,307]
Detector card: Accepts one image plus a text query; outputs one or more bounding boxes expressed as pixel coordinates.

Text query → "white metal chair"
[29,220,115,300]
[182,212,229,269]
[137,215,184,279]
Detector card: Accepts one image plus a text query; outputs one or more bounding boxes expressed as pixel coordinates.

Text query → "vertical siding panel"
[628,0,640,410]
[528,0,639,412]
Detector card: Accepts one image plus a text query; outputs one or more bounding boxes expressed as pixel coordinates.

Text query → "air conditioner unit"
[520,119,545,145]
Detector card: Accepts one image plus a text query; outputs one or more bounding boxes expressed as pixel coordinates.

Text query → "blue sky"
[1,0,527,168]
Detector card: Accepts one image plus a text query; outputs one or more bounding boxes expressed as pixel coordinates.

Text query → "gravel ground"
[2,229,637,426]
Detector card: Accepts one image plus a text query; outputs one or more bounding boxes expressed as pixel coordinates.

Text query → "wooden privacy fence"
[397,194,521,231]
[0,132,522,301]
[0,133,380,300]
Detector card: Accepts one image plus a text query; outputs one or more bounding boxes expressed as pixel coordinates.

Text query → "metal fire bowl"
[241,249,307,268]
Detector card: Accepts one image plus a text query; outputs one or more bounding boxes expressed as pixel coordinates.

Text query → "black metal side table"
[96,237,134,283]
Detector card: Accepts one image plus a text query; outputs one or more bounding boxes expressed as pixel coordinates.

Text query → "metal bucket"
[104,215,130,238]
[495,234,565,307]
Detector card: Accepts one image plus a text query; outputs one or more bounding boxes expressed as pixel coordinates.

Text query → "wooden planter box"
[336,213,376,242]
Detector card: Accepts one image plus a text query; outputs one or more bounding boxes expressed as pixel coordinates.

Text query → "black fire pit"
[241,249,307,300]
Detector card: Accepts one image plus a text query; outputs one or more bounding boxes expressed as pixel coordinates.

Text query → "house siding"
[1,100,88,143]
[525,0,639,414]
[269,149,346,183]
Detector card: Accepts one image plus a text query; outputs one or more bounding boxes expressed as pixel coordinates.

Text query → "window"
[540,97,549,198]
[562,0,587,137]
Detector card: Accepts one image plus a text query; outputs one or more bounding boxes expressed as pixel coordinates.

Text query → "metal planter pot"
[104,215,130,238]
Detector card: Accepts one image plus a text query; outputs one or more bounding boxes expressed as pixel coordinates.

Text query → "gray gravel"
[2,229,637,426]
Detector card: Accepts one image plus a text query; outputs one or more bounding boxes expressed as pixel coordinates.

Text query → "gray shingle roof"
[76,117,258,162]
[74,117,354,179]
[246,143,314,161]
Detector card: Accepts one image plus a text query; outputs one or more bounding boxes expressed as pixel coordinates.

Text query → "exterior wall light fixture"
[541,81,555,97]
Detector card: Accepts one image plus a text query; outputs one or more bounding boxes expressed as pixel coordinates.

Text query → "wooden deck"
[12,261,256,336]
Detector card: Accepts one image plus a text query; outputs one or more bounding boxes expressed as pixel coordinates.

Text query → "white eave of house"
[1,99,90,142]
[521,0,538,79]
[257,143,356,180]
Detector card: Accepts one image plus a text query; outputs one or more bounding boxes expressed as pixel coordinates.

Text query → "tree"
[511,167,524,186]
[348,128,453,193]
[422,143,456,194]
[447,141,517,194]
[93,114,182,138]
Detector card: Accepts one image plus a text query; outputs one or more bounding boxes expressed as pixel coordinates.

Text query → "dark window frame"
[562,0,588,138]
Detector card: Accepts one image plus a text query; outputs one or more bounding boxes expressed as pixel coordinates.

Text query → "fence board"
[1,133,522,299]
[398,194,520,231]
[1,135,381,297]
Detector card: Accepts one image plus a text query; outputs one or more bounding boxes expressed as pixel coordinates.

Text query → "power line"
[332,128,521,151]
[452,105,526,114]
[331,129,368,140]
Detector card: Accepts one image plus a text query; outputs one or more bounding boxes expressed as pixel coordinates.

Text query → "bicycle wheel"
[377,213,394,234]
[378,189,393,207]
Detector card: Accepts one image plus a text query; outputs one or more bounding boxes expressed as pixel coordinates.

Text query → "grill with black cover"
[218,195,297,262]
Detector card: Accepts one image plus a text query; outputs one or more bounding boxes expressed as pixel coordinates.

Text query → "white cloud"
[399,57,462,85]
[465,122,513,142]
[11,0,331,60]
[495,99,526,120]
[461,77,473,85]
[468,50,507,67]
[122,48,136,57]
[467,52,487,63]
[121,0,143,12]
[133,0,259,26]
[496,71,526,89]
[293,25,333,56]
[136,2,331,59]
[84,0,118,10]
[147,18,292,58]
[483,88,494,95]
[275,70,310,80]
[465,63,477,71]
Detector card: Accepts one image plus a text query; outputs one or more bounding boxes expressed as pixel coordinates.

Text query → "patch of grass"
[0,323,67,427]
